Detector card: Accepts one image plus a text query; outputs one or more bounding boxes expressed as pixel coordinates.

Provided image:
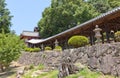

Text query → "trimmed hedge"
[45,46,52,50]
[24,47,40,52]
[54,46,62,52]
[68,35,89,48]
[115,31,120,42]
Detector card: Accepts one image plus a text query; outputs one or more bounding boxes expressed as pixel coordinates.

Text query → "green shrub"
[30,48,34,52]
[24,48,30,52]
[29,64,34,69]
[54,46,62,52]
[33,48,40,52]
[68,35,89,48]
[24,47,40,52]
[45,46,52,50]
[37,64,45,70]
[115,31,120,42]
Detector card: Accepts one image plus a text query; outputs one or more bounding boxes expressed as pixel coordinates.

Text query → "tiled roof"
[21,31,39,37]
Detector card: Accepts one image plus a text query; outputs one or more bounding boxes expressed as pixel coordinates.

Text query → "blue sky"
[6,0,51,35]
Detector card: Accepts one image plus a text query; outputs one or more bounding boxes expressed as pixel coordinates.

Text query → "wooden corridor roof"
[40,7,120,44]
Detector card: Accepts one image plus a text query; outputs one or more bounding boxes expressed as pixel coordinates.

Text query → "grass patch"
[37,64,45,70]
[66,67,116,78]
[9,64,116,78]
[66,67,100,78]
[34,70,58,78]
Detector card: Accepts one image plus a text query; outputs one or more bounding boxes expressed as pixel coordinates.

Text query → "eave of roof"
[39,7,120,43]
[21,31,40,37]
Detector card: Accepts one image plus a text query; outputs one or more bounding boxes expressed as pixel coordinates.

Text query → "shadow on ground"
[0,66,20,78]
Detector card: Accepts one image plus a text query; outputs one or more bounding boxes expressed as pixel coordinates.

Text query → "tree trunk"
[58,57,79,78]
[0,63,4,72]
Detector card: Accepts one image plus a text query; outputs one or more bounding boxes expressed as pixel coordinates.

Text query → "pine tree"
[0,0,12,33]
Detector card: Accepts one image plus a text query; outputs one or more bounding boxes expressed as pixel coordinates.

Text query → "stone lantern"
[110,30,115,42]
[41,44,44,51]
[54,39,59,46]
[93,25,102,43]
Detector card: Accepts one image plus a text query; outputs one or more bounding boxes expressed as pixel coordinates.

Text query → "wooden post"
[0,63,4,72]
[105,24,110,43]
[58,57,79,78]
[101,31,104,44]
[89,31,94,45]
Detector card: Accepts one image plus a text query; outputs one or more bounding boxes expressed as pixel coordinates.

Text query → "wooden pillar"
[89,35,93,45]
[105,24,110,43]
[101,31,104,44]
[89,30,94,45]
[92,35,95,45]
[115,25,118,31]
[91,30,95,45]
[63,38,69,49]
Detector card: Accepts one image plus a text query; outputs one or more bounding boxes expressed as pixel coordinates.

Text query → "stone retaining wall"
[18,51,62,67]
[18,43,120,76]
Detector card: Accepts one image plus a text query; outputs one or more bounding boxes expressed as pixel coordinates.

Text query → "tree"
[88,0,120,13]
[38,0,99,38]
[108,0,120,8]
[0,0,12,33]
[0,31,24,72]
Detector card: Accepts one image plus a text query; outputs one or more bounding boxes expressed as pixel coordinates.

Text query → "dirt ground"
[0,61,24,78]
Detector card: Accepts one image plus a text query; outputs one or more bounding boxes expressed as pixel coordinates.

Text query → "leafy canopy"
[38,0,99,38]
[88,0,120,13]
[38,0,120,38]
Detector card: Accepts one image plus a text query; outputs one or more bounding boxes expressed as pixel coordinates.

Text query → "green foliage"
[22,66,115,78]
[0,31,24,71]
[34,48,41,52]
[0,0,13,33]
[54,46,62,52]
[88,0,111,13]
[66,67,100,78]
[42,54,47,58]
[38,0,99,38]
[115,31,120,42]
[38,0,120,38]
[88,0,120,13]
[37,64,44,70]
[45,46,52,50]
[108,0,120,8]
[29,64,34,69]
[68,35,89,48]
[24,48,40,52]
